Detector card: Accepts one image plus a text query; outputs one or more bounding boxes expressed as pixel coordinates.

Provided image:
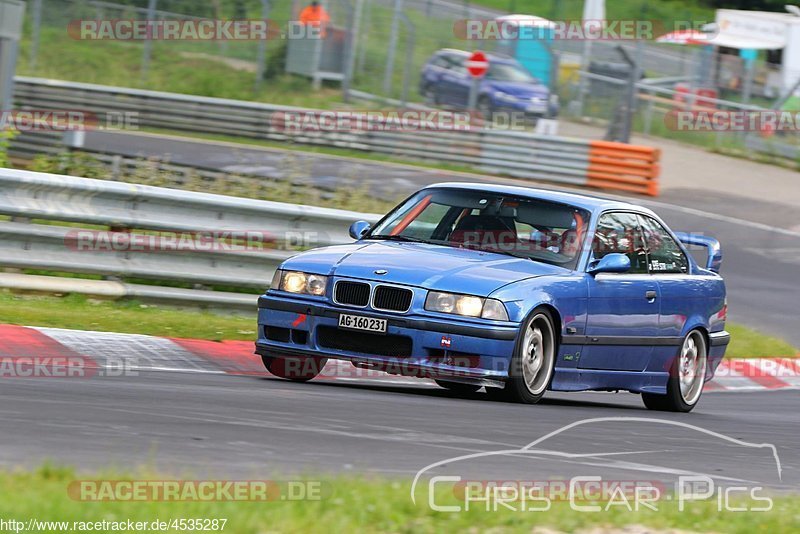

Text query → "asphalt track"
[0,130,797,492]
[1,371,797,491]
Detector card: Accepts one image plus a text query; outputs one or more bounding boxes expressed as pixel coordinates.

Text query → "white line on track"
[639,198,800,238]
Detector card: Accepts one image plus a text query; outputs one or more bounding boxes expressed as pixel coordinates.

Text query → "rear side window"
[450,59,467,75]
[638,216,689,274]
[592,212,649,274]
[431,55,451,69]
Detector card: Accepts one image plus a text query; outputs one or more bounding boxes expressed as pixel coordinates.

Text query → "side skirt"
[550,367,670,395]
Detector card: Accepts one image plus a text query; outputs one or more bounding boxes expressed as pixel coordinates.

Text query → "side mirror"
[587,253,631,275]
[349,220,371,240]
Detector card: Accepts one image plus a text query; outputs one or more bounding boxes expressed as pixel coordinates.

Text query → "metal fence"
[0,168,381,309]
[17,0,779,111]
[561,69,800,159]
[19,0,425,102]
[10,0,618,106]
[26,0,218,80]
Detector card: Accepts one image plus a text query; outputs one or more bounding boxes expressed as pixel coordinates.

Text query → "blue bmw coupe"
[256,183,729,412]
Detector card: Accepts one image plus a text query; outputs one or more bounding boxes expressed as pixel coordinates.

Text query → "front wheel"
[642,330,708,412]
[477,96,493,123]
[486,309,556,404]
[262,355,327,382]
[422,84,439,106]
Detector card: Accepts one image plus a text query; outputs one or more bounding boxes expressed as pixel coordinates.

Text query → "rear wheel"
[262,355,327,382]
[486,309,556,404]
[435,380,481,394]
[642,330,707,412]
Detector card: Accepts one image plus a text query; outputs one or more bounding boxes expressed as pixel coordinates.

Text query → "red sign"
[466,51,489,78]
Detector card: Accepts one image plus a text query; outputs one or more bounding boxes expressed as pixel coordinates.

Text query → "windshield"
[367,188,590,269]
[486,63,537,83]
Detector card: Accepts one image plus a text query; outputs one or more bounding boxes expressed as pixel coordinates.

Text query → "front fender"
[490,274,588,338]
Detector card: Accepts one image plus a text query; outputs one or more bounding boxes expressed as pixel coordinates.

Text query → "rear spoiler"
[674,232,722,273]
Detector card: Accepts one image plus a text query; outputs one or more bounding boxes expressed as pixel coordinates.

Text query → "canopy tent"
[655,30,710,45]
[494,14,556,30]
[704,33,785,50]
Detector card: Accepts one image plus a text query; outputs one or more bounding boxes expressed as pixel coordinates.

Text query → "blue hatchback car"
[419,49,558,119]
[256,183,729,412]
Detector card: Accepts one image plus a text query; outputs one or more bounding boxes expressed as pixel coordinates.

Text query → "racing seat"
[449,214,518,251]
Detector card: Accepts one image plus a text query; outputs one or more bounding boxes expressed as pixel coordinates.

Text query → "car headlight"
[425,291,509,321]
[272,270,328,296]
[481,299,509,320]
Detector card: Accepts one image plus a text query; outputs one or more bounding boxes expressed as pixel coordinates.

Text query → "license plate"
[338,314,387,334]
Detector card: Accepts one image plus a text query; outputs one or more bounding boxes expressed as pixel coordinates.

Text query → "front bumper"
[256,294,519,385]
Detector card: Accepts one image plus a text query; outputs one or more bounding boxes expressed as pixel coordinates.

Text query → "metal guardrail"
[0,168,377,246]
[0,169,382,307]
[744,135,800,160]
[10,77,662,196]
[0,220,291,288]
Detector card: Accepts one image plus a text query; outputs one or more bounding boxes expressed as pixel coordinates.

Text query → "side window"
[450,58,468,76]
[639,216,689,274]
[432,55,450,69]
[592,212,648,274]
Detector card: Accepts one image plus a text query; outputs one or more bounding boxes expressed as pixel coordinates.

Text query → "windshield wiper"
[368,234,429,243]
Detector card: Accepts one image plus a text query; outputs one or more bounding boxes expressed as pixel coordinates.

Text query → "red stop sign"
[466,51,489,78]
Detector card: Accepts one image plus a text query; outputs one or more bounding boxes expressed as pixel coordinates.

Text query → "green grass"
[2,465,797,533]
[141,127,486,176]
[0,290,796,358]
[0,291,257,341]
[726,323,798,359]
[17,27,343,108]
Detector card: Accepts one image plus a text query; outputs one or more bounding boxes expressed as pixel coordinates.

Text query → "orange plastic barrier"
[587,140,661,197]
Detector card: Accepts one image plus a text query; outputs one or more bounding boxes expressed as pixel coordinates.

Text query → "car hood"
[281,241,567,297]
[484,80,549,98]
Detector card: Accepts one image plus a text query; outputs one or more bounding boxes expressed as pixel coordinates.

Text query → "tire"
[435,380,481,394]
[486,309,557,404]
[423,84,439,106]
[642,330,708,412]
[262,355,327,382]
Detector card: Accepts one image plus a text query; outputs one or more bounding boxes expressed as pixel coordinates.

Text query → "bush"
[0,129,17,169]
[263,39,288,80]
[28,151,108,178]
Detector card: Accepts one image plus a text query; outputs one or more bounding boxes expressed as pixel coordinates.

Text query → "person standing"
[298,1,330,38]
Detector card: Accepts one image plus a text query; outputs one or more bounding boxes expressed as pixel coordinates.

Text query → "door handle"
[645,290,658,301]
